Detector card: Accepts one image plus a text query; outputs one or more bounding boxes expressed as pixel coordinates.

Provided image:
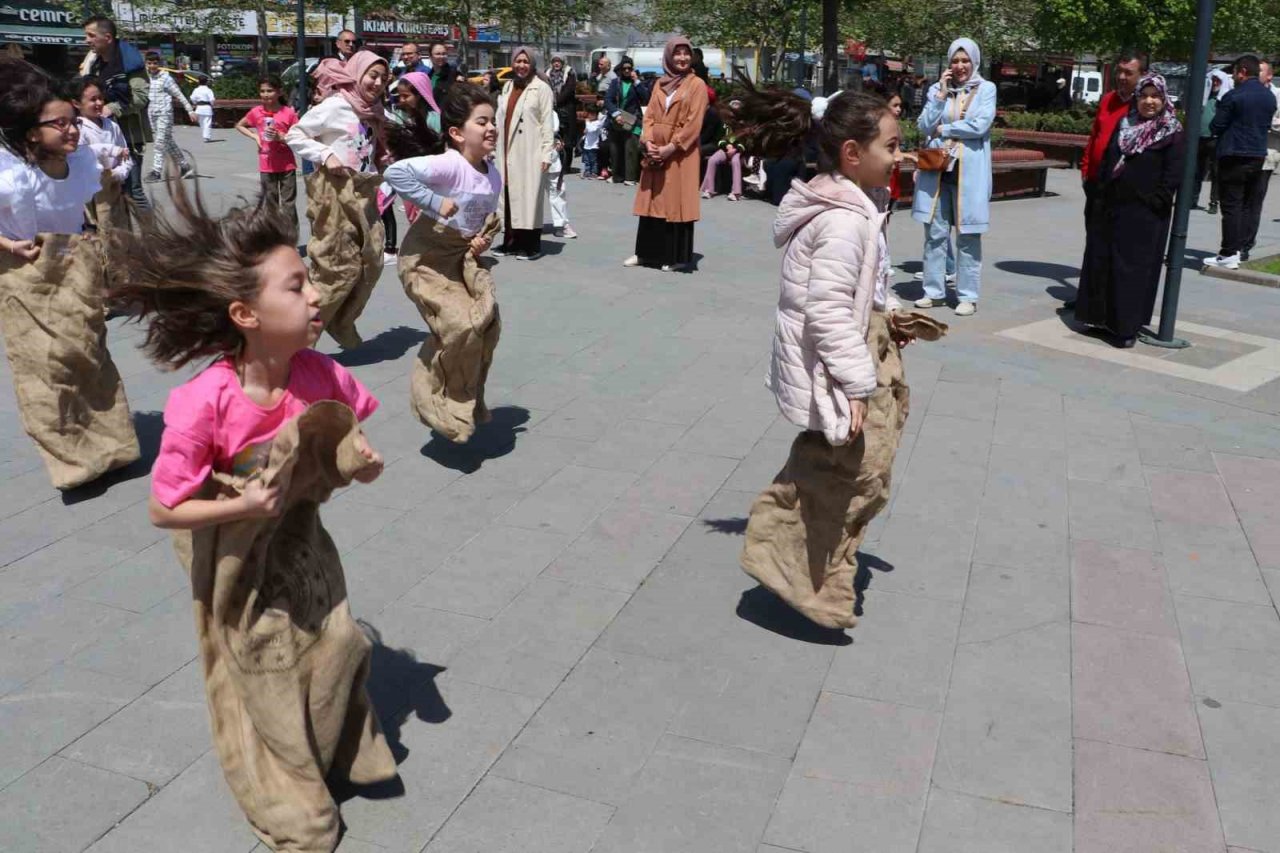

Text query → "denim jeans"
[922,178,981,302]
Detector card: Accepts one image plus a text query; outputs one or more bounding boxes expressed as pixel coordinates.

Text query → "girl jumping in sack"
[0,58,140,489]
[285,51,390,349]
[108,180,396,851]
[728,84,947,630]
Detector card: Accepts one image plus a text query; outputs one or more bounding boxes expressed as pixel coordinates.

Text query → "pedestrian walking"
[142,51,196,182]
[191,79,215,141]
[494,46,555,260]
[1075,73,1184,348]
[80,14,152,208]
[911,37,997,316]
[234,75,300,234]
[1204,55,1275,269]
[625,37,707,272]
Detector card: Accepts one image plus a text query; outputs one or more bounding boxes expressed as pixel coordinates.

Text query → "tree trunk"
[822,0,838,94]
[256,0,269,75]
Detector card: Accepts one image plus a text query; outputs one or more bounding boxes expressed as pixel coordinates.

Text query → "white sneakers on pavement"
[623,255,640,267]
[915,297,976,316]
[1203,253,1241,270]
[954,301,976,316]
[914,297,939,308]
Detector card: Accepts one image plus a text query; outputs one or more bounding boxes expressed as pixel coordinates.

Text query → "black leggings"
[381,207,397,253]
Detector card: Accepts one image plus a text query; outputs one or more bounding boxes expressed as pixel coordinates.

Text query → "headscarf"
[313,50,388,128]
[511,46,546,86]
[1115,72,1181,173]
[657,35,694,91]
[548,54,566,92]
[397,70,440,115]
[945,38,986,91]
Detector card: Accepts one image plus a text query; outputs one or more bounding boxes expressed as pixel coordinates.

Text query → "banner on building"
[451,23,499,43]
[361,14,449,40]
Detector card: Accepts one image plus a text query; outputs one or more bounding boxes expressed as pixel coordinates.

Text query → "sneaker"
[143,170,162,183]
[561,225,578,239]
[1207,203,1219,214]
[516,251,543,261]
[661,262,689,273]
[701,190,713,199]
[954,301,977,316]
[623,180,636,186]
[1203,253,1241,270]
[914,297,939,308]
[1241,250,1251,262]
[491,245,513,256]
[383,252,398,265]
[727,193,743,201]
[179,164,195,179]
[623,254,641,267]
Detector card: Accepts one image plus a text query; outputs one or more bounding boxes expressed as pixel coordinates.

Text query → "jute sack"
[304,169,384,350]
[740,313,910,629]
[173,401,396,852]
[85,170,132,234]
[397,213,502,444]
[0,233,139,489]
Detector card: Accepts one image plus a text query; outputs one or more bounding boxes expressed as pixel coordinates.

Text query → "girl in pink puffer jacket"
[729,87,946,631]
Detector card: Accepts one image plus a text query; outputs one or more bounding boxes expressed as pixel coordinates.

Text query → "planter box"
[999,129,1088,169]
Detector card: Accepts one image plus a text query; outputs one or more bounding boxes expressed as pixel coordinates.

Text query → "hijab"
[313,50,387,128]
[657,36,694,91]
[548,54,566,92]
[397,71,440,115]
[511,46,546,87]
[945,38,986,92]
[1115,73,1182,173]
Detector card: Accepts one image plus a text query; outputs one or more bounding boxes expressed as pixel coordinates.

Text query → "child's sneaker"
[144,170,162,183]
[560,225,578,239]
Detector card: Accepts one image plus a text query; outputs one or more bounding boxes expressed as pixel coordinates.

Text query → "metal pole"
[1142,0,1215,349]
[294,0,308,113]
[821,0,837,94]
[797,3,807,88]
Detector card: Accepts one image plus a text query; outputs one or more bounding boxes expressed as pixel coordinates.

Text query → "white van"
[1071,69,1104,104]
[590,45,728,79]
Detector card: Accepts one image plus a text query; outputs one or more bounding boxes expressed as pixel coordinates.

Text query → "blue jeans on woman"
[922,177,982,303]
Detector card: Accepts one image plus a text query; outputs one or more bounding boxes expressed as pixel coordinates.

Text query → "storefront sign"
[451,23,499,43]
[361,15,449,39]
[264,11,341,37]
[0,2,77,27]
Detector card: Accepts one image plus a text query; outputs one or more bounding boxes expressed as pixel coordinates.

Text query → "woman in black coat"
[1075,73,1184,348]
[548,54,578,173]
[604,56,651,184]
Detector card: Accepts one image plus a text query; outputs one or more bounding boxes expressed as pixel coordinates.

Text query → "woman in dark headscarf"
[625,36,708,272]
[548,53,579,175]
[1074,72,1184,348]
[495,46,555,259]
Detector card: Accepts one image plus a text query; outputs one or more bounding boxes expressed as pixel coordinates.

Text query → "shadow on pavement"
[994,259,1081,302]
[332,326,428,368]
[61,410,164,505]
[736,586,853,646]
[1183,247,1214,270]
[420,406,530,474]
[701,516,747,535]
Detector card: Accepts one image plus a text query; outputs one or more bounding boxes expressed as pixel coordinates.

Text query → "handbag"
[915,87,977,172]
[615,109,638,131]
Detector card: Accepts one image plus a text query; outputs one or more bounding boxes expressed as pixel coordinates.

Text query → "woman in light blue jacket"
[911,37,996,316]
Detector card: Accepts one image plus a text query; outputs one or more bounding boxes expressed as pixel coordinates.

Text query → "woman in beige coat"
[625,36,707,272]
[495,46,555,260]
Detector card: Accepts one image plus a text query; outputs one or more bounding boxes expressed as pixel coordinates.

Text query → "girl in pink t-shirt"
[107,181,384,528]
[234,75,300,234]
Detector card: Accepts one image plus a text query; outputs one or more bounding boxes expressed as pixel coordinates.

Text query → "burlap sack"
[304,170,385,350]
[740,313,911,629]
[172,401,397,852]
[397,214,502,444]
[0,233,139,489]
[85,170,132,234]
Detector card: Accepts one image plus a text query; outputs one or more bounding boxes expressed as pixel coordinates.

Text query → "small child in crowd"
[547,111,577,238]
[581,102,605,179]
[72,75,133,230]
[190,78,216,142]
[143,50,195,181]
[234,75,299,233]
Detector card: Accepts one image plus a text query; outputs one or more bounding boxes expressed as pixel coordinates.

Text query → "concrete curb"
[1200,262,1280,288]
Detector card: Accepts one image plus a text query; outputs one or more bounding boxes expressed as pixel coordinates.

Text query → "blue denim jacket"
[1211,78,1277,159]
[911,80,997,235]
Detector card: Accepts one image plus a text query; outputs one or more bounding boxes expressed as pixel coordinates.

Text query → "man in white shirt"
[190,81,216,142]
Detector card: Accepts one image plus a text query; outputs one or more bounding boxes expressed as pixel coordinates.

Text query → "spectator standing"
[548,54,578,174]
[428,42,458,100]
[234,75,299,234]
[900,76,917,119]
[395,42,428,77]
[605,56,649,185]
[1241,59,1279,260]
[494,46,555,260]
[1193,74,1222,212]
[80,14,151,208]
[190,79,215,142]
[335,30,357,62]
[1204,55,1276,269]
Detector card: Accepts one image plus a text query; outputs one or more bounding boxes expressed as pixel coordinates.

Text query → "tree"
[1035,0,1280,58]
[647,0,823,80]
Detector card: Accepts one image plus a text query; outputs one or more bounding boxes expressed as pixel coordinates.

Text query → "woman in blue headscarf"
[911,37,997,317]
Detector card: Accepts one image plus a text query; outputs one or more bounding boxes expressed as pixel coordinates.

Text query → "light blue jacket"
[911,79,997,234]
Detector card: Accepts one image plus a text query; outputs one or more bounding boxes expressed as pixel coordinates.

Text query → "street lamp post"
[1143,0,1216,349]
[295,0,308,113]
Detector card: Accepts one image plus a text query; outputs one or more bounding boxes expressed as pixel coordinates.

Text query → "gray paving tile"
[992,406,1066,450]
[925,380,999,422]
[1071,539,1177,637]
[1072,621,1203,758]
[959,562,1068,645]
[0,757,150,852]
[70,592,197,687]
[501,465,638,535]
[1074,738,1225,853]
[1132,414,1218,472]
[935,623,1072,811]
[672,661,824,758]
[981,444,1069,532]
[997,381,1064,414]
[573,418,689,474]
[1066,442,1146,487]
[342,544,447,618]
[60,689,211,787]
[361,481,524,557]
[615,450,737,516]
[673,405,777,459]
[1147,468,1240,529]
[865,512,976,601]
[66,539,188,614]
[824,590,961,711]
[722,438,791,493]
[1064,398,1138,443]
[542,506,691,592]
[0,596,137,695]
[1236,507,1280,570]
[1067,479,1158,550]
[971,517,1069,573]
[764,692,939,853]
[917,788,1071,853]
[424,776,613,853]
[593,734,791,853]
[1161,540,1270,605]
[1213,451,1280,514]
[1198,699,1280,851]
[0,537,132,626]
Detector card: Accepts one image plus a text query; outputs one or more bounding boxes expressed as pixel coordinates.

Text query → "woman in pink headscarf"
[285,50,391,348]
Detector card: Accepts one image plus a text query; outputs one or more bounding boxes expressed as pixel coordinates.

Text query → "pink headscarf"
[397,71,440,114]
[312,50,388,128]
[657,36,693,92]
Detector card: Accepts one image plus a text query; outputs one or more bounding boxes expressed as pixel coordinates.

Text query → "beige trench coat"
[496,76,555,230]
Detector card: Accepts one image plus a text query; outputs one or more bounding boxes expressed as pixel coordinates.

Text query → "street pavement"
[4,125,1280,852]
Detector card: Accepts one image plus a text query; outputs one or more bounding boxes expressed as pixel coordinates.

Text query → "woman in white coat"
[495,46,555,260]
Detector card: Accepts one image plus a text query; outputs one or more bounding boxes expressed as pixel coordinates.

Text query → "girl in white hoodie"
[730,87,946,631]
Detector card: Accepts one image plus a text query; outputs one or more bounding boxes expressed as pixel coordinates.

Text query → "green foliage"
[213,73,262,100]
[647,0,822,80]
[1035,0,1280,58]
[1001,110,1093,134]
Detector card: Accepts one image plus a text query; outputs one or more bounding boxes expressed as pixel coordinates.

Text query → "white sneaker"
[914,297,939,308]
[383,252,398,265]
[912,271,957,283]
[561,225,578,239]
[701,190,713,199]
[954,301,976,316]
[1203,253,1241,270]
[623,255,641,267]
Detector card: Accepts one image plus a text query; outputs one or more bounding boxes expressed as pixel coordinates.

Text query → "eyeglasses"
[37,117,76,132]
[339,38,354,45]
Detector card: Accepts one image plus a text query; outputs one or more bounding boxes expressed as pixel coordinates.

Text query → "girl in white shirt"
[72,75,132,231]
[0,59,140,488]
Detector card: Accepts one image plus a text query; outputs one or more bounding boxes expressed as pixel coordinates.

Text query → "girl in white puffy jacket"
[730,87,944,631]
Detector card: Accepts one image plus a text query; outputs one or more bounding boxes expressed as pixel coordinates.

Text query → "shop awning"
[0,24,81,45]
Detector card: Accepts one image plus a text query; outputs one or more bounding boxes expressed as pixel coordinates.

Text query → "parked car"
[466,66,513,86]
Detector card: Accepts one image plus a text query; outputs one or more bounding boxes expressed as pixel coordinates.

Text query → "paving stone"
[997,380,1064,414]
[72,500,169,553]
[340,453,464,511]
[542,506,691,592]
[1071,539,1178,637]
[1161,540,1270,605]
[1213,451,1280,513]
[615,450,737,516]
[992,406,1066,450]
[1074,738,1225,853]
[1132,414,1218,472]
[85,750,258,853]
[401,525,571,619]
[424,776,613,853]
[0,537,133,626]
[501,465,637,535]
[1067,479,1158,550]
[864,512,976,601]
[1176,595,1280,708]
[722,438,791,493]
[1147,468,1240,529]
[1063,398,1138,443]
[0,757,150,852]
[673,405,777,459]
[1235,507,1280,570]
[66,539,189,614]
[0,596,138,695]
[1066,442,1146,487]
[594,734,791,853]
[342,544,447,618]
[917,788,1072,853]
[935,623,1072,811]
[70,592,198,687]
[824,590,961,711]
[573,418,689,474]
[981,444,1069,532]
[1198,698,1280,851]
[672,660,824,758]
[1072,621,1203,758]
[925,380,999,422]
[361,482,523,557]
[959,562,1068,645]
[764,693,939,853]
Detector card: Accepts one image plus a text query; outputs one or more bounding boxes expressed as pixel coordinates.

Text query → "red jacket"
[1081,91,1131,182]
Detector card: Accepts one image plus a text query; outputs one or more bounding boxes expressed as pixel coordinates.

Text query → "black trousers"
[381,206,397,252]
[634,215,694,267]
[502,190,542,255]
[611,131,641,183]
[1217,155,1266,256]
[1194,138,1218,207]
[1243,167,1274,253]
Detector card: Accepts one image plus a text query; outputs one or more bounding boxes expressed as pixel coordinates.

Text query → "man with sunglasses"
[80,14,151,208]
[335,30,357,62]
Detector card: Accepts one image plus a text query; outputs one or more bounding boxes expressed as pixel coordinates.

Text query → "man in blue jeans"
[1204,55,1276,270]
